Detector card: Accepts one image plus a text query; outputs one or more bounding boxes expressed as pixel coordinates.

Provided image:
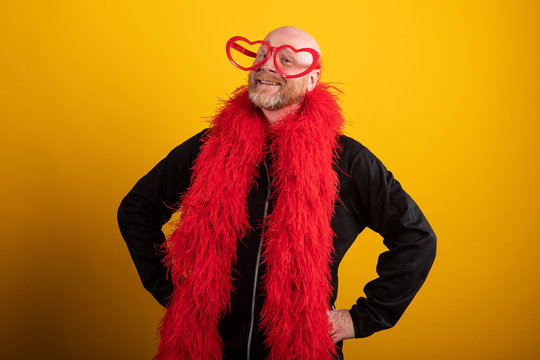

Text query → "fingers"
[329,325,340,342]
[327,309,339,343]
[330,332,341,343]
[327,308,349,343]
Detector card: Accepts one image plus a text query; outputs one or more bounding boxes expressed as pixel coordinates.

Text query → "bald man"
[118,26,437,360]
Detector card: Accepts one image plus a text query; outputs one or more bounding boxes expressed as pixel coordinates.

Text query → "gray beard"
[248,89,286,111]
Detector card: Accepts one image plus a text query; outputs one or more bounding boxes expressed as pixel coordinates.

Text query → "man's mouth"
[257,79,282,86]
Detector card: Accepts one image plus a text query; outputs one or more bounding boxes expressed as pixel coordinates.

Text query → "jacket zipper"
[246,160,272,360]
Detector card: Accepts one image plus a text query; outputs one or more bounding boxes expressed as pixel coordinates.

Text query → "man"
[117,26,436,360]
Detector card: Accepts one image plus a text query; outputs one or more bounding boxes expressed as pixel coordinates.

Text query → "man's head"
[248,26,321,111]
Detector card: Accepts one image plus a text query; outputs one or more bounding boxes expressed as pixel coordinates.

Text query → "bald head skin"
[248,26,322,126]
[263,26,321,59]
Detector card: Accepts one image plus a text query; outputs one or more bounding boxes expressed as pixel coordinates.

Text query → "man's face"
[248,30,317,111]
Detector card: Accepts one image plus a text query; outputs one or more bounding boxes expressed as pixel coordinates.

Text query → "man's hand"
[327,308,355,343]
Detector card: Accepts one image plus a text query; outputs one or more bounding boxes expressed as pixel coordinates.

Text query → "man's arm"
[344,143,437,338]
[116,129,207,307]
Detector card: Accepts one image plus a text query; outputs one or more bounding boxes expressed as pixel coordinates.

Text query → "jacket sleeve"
[117,129,207,307]
[348,144,437,338]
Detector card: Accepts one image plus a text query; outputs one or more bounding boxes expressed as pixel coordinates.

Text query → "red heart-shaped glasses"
[226,36,321,79]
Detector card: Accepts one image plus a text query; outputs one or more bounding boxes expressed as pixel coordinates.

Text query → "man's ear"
[307,69,321,91]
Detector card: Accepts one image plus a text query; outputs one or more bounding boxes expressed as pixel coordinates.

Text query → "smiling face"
[248,27,321,111]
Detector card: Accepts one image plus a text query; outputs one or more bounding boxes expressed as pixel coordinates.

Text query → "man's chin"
[259,103,283,111]
[249,89,282,110]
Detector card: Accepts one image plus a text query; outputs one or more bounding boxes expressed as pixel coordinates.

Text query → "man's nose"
[260,52,277,72]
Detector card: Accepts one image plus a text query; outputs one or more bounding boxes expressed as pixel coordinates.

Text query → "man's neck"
[262,103,301,129]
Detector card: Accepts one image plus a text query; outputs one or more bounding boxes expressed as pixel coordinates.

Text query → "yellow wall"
[1,1,538,359]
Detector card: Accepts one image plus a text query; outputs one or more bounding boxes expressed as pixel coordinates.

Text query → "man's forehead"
[262,27,321,55]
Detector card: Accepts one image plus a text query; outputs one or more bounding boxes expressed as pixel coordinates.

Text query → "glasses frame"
[226,36,321,79]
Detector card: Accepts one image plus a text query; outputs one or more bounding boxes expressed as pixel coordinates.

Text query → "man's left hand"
[327,308,355,343]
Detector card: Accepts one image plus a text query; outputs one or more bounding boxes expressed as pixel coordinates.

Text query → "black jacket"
[117,129,437,359]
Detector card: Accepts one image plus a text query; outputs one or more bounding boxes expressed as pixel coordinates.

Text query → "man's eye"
[280,58,294,65]
[257,53,266,59]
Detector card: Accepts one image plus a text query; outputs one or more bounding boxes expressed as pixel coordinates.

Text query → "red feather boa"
[155,83,345,360]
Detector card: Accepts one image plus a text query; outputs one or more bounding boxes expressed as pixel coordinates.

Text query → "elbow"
[417,228,437,280]
[117,197,126,227]
[427,228,437,264]
[117,195,132,235]
[417,218,437,266]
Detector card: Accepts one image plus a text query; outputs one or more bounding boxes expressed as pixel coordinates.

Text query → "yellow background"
[1,1,539,359]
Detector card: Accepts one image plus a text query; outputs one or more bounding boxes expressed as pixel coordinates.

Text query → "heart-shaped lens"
[228,38,268,70]
[275,46,316,77]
